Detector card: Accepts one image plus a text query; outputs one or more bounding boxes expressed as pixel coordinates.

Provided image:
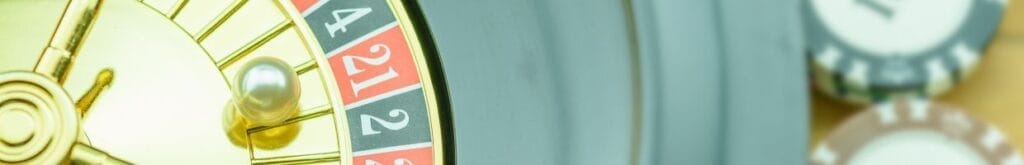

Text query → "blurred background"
[414,0,1022,164]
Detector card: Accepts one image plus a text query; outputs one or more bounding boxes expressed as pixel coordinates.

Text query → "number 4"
[325,7,372,38]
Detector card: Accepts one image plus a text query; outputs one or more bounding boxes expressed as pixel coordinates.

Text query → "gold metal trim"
[387,0,448,164]
[166,0,188,19]
[195,0,248,42]
[216,20,294,70]
[294,60,318,75]
[247,105,332,133]
[251,151,341,165]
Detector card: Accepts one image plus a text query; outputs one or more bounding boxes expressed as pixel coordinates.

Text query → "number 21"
[343,44,398,96]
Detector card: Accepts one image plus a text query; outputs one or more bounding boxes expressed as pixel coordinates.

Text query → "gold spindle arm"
[70,143,131,165]
[35,0,103,83]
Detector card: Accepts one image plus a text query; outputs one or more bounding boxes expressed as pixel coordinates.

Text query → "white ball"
[233,57,300,126]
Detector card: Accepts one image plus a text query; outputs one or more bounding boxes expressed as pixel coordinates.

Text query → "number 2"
[365,158,413,165]
[360,109,409,135]
[325,7,372,38]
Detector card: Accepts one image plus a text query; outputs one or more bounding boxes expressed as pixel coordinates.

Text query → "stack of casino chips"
[803,0,1021,164]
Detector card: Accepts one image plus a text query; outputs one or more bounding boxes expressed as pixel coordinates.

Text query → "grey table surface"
[419,0,808,164]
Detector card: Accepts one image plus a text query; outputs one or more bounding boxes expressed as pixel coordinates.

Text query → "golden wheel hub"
[0,72,77,164]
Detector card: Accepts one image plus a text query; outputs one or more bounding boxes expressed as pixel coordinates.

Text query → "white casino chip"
[811,99,1023,165]
[805,0,1006,103]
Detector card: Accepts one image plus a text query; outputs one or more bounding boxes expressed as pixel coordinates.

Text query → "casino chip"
[811,99,1023,165]
[804,0,1006,103]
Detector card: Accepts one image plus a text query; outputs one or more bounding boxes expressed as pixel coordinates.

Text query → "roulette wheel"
[0,0,450,164]
[0,0,668,164]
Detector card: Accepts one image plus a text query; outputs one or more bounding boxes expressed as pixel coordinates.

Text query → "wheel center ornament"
[0,72,80,164]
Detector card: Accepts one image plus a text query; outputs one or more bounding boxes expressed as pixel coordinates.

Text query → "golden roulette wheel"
[0,0,452,164]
